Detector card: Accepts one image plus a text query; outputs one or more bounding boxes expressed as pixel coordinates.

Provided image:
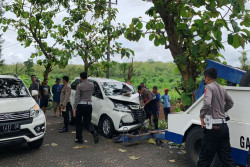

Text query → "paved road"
[0,112,190,167]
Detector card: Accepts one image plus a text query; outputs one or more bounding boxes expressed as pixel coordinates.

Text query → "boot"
[59,127,68,133]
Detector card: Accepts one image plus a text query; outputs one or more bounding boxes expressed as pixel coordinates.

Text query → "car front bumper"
[0,111,46,144]
[117,123,142,132]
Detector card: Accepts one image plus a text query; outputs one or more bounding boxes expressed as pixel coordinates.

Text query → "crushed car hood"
[0,97,36,113]
[107,93,140,104]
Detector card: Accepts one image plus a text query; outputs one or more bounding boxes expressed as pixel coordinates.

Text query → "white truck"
[166,60,250,166]
[167,87,250,166]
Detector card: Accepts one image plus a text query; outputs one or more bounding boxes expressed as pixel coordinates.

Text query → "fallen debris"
[73,145,86,149]
[118,149,127,153]
[169,159,176,163]
[51,143,58,147]
[129,156,140,160]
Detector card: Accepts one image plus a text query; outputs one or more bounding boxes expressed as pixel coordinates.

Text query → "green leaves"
[231,20,241,32]
[181,93,192,107]
[228,34,245,49]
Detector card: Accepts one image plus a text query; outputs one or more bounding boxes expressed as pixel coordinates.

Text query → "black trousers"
[75,104,95,140]
[145,101,158,130]
[62,102,70,129]
[197,124,235,167]
[163,107,171,122]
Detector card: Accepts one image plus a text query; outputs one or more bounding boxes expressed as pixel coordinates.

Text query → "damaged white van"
[70,77,144,138]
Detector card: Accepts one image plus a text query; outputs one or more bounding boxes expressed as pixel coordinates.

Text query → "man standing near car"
[59,76,71,133]
[39,79,51,114]
[73,72,99,144]
[161,89,171,122]
[138,85,158,130]
[52,78,63,116]
[29,75,39,102]
[197,68,235,167]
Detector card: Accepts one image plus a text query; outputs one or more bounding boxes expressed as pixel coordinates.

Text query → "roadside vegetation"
[2,60,182,101]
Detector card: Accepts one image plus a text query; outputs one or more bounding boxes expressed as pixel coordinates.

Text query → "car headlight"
[114,103,131,112]
[30,105,41,117]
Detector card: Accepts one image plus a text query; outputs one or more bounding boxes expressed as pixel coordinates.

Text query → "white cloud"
[1,0,250,68]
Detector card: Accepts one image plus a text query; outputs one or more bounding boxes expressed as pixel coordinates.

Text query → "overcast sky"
[1,0,250,67]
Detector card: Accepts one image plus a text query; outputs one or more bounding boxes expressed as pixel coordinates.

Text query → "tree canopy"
[124,0,250,105]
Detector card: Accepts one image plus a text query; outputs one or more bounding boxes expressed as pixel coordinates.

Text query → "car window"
[71,79,81,90]
[101,82,135,96]
[89,80,103,99]
[0,78,30,98]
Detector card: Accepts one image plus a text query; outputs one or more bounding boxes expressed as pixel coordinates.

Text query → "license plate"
[0,124,20,132]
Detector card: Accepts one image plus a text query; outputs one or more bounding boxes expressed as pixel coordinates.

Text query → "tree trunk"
[43,63,52,80]
[128,59,134,82]
[155,2,198,92]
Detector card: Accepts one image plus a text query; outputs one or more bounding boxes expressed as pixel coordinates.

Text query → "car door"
[89,80,103,125]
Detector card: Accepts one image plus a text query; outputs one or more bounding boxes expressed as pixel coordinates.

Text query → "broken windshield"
[0,78,30,98]
[101,82,135,96]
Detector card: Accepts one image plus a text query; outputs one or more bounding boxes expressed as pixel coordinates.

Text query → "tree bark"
[43,63,52,80]
[154,1,198,91]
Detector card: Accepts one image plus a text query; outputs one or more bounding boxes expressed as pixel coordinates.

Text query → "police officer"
[73,72,99,144]
[59,76,71,133]
[197,68,235,167]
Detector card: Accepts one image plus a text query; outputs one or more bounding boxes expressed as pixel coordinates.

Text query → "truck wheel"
[240,70,250,87]
[185,127,222,167]
[100,116,115,138]
[28,137,44,149]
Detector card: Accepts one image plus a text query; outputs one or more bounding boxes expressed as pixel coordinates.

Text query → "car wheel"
[100,116,115,138]
[28,137,44,149]
[186,127,222,167]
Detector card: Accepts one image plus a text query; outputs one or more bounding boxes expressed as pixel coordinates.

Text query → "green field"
[2,61,182,102]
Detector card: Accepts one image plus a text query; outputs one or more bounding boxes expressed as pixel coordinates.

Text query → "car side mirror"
[31,90,38,96]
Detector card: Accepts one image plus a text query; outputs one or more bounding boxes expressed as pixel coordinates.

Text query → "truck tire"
[186,127,222,167]
[240,70,250,87]
[28,137,44,149]
[100,116,115,138]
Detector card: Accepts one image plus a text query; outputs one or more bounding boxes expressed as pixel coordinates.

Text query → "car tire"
[240,70,250,87]
[27,137,44,149]
[186,127,222,167]
[100,116,115,138]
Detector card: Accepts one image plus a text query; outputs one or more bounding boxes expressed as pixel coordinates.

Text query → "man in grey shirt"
[73,72,99,144]
[197,68,235,167]
[29,75,39,102]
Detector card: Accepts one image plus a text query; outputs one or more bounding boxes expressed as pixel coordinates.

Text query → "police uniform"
[60,83,71,131]
[197,81,235,167]
[73,80,96,142]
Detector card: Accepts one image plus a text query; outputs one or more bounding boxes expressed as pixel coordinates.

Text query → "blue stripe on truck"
[165,131,248,166]
[231,147,248,166]
[165,131,183,144]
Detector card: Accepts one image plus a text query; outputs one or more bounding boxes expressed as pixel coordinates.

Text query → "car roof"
[73,77,120,83]
[0,75,20,79]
